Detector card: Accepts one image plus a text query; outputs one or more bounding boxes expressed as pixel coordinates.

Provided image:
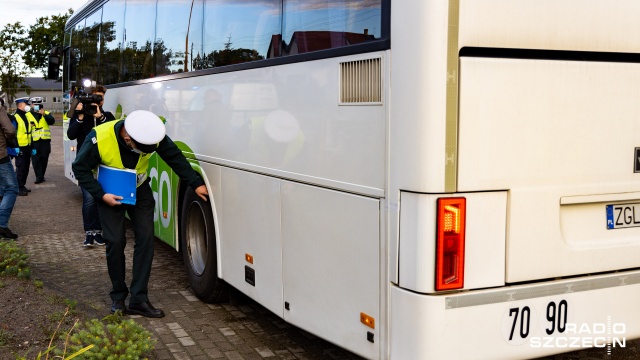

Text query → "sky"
[0,0,89,77]
[0,0,89,29]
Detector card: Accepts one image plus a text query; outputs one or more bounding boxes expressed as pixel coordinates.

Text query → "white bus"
[55,0,640,358]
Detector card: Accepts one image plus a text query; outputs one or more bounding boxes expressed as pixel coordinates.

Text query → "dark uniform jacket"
[72,120,205,201]
[67,107,116,151]
[0,106,16,162]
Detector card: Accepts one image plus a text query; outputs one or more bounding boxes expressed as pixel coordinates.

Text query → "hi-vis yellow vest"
[13,112,36,146]
[93,121,150,187]
[31,111,52,141]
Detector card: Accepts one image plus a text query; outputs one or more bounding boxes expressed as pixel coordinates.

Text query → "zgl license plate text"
[606,203,640,229]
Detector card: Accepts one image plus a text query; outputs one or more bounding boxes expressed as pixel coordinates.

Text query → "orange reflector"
[360,312,375,329]
[245,253,254,264]
[163,211,168,219]
[70,146,75,151]
[435,197,466,291]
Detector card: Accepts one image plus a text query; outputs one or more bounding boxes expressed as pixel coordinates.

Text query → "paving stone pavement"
[10,125,640,360]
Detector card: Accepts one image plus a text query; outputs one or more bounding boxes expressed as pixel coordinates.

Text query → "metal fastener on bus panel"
[367,332,374,343]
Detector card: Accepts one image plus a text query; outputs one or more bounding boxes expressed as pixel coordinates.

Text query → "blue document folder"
[96,165,137,205]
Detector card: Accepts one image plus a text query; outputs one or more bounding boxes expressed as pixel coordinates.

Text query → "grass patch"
[0,329,13,346]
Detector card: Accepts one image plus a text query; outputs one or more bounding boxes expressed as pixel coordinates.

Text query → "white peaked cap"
[124,110,166,145]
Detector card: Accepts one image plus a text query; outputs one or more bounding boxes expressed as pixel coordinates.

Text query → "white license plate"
[606,203,640,229]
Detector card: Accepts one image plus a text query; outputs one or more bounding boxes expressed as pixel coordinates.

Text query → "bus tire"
[180,186,227,303]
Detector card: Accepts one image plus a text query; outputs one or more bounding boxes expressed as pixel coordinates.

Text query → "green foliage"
[0,329,13,346]
[23,10,73,79]
[0,241,30,279]
[0,22,29,102]
[56,316,155,359]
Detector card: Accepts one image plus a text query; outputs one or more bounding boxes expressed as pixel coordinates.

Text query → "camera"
[75,90,103,116]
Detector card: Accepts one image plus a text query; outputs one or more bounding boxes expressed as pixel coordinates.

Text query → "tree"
[0,22,29,103]
[23,10,73,79]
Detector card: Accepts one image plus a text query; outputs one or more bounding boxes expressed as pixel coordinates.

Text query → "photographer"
[29,97,55,184]
[67,85,115,247]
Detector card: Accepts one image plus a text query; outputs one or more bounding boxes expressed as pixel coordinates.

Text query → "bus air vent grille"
[339,58,382,104]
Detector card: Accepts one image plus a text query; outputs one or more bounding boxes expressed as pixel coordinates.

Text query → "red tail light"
[435,197,466,291]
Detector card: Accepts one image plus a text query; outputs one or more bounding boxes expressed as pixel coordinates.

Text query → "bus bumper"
[390,269,640,360]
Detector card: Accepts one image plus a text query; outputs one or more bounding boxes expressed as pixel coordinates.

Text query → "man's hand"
[102,193,123,206]
[93,104,102,118]
[195,185,209,201]
[76,103,84,120]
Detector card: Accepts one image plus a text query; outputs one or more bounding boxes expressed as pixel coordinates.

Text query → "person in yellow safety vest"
[13,97,35,196]
[29,97,55,184]
[72,110,208,318]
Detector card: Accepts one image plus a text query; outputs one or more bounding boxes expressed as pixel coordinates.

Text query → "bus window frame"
[64,0,391,88]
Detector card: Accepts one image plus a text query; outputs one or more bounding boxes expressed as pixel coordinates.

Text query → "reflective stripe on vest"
[94,121,150,187]
[31,111,52,141]
[13,112,36,146]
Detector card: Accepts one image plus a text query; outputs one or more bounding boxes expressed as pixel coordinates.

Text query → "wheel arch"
[177,160,224,280]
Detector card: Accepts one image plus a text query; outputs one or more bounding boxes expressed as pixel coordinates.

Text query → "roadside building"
[11,78,64,113]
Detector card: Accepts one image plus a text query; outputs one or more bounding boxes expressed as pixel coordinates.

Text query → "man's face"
[17,102,26,111]
[93,92,105,106]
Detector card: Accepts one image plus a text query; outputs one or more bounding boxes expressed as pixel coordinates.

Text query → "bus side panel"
[282,182,380,360]
[149,154,178,247]
[218,167,283,317]
[62,118,78,184]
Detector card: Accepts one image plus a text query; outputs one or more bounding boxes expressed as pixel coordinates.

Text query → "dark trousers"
[81,186,101,232]
[15,147,31,188]
[31,140,51,182]
[97,181,155,304]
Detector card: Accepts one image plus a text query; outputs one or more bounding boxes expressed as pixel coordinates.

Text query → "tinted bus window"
[63,28,73,93]
[122,0,156,81]
[82,10,102,83]
[156,0,200,75]
[101,0,125,85]
[70,20,84,83]
[281,0,381,56]
[199,0,280,68]
[187,0,205,72]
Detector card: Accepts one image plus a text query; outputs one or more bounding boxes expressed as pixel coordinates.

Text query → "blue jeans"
[0,160,18,227]
[81,186,101,232]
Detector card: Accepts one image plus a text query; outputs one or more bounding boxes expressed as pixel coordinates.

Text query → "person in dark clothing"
[72,110,208,318]
[0,98,19,239]
[13,97,36,196]
[67,85,116,247]
[29,97,55,184]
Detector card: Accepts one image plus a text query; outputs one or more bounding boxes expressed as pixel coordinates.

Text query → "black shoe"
[83,235,94,247]
[18,189,28,196]
[20,187,31,193]
[34,179,44,184]
[110,300,127,314]
[94,233,105,246]
[0,227,18,239]
[128,301,165,318]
